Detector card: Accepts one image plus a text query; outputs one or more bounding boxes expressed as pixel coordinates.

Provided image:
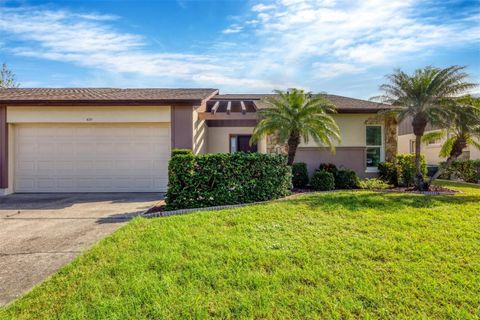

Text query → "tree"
[375,66,476,190]
[251,89,341,165]
[0,63,19,88]
[423,95,480,184]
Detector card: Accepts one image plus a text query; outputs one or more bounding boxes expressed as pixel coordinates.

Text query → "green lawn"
[2,181,479,319]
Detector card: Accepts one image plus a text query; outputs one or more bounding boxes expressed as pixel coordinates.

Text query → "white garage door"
[14,123,170,192]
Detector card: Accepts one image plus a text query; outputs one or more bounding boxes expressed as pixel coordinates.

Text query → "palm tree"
[251,89,341,165]
[423,95,480,184]
[375,66,476,190]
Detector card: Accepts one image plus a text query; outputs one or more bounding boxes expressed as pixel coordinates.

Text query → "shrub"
[378,162,398,186]
[396,154,427,187]
[335,169,360,189]
[359,178,391,190]
[318,163,338,176]
[440,160,480,183]
[292,162,309,188]
[171,149,194,157]
[310,170,335,191]
[166,152,292,210]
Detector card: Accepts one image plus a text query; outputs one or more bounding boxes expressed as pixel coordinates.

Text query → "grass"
[1,180,479,319]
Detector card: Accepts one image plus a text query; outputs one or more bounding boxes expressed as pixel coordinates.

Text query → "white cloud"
[222,24,243,34]
[242,0,479,81]
[312,62,363,78]
[252,3,276,12]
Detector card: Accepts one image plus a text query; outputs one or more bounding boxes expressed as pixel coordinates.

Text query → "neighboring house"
[398,117,480,166]
[0,88,396,195]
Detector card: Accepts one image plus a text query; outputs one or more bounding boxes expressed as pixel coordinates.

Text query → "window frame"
[365,125,384,172]
[229,134,257,153]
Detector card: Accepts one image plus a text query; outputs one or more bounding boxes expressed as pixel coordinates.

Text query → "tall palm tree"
[423,95,480,184]
[375,66,476,190]
[251,89,341,165]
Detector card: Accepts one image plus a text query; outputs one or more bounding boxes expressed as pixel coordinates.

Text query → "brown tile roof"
[0,88,219,104]
[212,93,393,112]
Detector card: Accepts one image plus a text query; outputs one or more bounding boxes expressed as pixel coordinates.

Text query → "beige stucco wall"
[192,110,207,155]
[399,133,480,165]
[7,106,171,123]
[299,114,380,147]
[207,127,266,153]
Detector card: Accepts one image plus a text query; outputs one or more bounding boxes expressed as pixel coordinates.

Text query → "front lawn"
[2,181,479,319]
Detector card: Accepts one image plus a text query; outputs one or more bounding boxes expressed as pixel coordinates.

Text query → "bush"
[166,152,292,210]
[396,154,427,187]
[335,169,360,189]
[171,149,194,157]
[318,163,338,176]
[378,162,398,186]
[292,162,309,188]
[440,160,480,183]
[359,178,391,190]
[310,170,335,191]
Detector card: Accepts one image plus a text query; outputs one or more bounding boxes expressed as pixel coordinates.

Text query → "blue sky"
[0,0,479,99]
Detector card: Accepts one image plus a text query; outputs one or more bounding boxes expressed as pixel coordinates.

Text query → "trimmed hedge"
[171,149,194,157]
[335,169,360,189]
[166,151,292,210]
[311,170,335,191]
[439,160,480,183]
[292,163,309,188]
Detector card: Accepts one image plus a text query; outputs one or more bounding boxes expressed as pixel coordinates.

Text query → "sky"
[0,0,479,99]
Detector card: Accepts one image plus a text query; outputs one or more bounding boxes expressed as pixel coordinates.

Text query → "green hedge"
[292,163,309,188]
[311,170,335,191]
[378,154,427,187]
[335,169,360,189]
[439,160,480,183]
[166,151,292,210]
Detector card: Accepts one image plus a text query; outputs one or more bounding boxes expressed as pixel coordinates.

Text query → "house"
[0,88,396,195]
[397,118,480,166]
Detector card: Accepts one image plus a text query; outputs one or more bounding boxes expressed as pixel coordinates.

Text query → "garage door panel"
[15,124,170,192]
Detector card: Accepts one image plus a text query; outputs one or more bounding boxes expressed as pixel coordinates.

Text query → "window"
[230,135,257,153]
[410,140,416,154]
[366,126,383,170]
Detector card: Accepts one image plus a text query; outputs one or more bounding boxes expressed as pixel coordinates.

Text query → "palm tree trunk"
[412,116,428,190]
[427,137,467,186]
[414,135,426,190]
[287,132,300,165]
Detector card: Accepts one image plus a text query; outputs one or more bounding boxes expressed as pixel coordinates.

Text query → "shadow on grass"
[285,191,480,212]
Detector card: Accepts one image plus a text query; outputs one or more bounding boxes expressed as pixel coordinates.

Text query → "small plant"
[335,169,360,189]
[318,163,338,176]
[311,170,335,191]
[378,162,398,186]
[292,162,309,188]
[359,178,391,190]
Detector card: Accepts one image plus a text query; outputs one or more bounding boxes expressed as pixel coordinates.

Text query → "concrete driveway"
[0,193,161,306]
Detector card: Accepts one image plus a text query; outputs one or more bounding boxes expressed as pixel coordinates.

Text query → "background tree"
[375,66,476,190]
[251,89,341,165]
[423,95,480,184]
[0,63,20,88]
